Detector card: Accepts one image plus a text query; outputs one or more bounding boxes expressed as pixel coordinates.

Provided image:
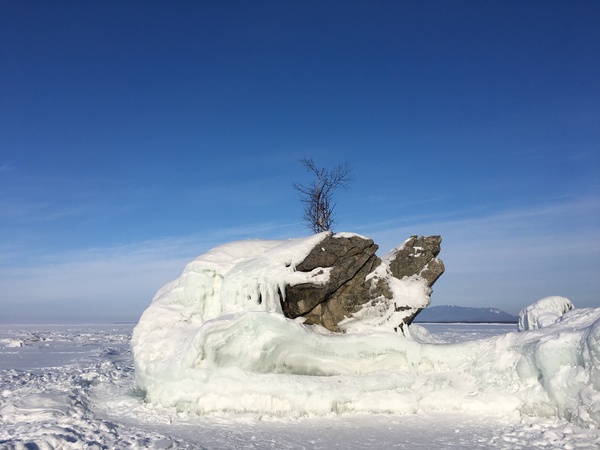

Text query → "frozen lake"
[1,323,599,449]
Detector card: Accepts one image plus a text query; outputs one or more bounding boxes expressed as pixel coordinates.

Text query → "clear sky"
[1,1,599,323]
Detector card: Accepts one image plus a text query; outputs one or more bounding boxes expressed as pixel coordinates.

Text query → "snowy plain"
[2,322,600,449]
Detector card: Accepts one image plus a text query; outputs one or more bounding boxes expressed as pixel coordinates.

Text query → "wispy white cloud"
[367,196,600,313]
[0,236,215,323]
[1,197,598,322]
[0,198,95,221]
[0,220,306,322]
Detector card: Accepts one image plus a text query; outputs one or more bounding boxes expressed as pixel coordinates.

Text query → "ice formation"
[518,295,574,331]
[132,234,600,428]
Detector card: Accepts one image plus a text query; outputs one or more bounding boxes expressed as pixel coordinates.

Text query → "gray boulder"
[282,233,444,332]
[387,235,445,288]
[282,233,380,319]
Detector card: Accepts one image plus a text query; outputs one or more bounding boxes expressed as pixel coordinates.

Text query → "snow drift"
[132,233,600,427]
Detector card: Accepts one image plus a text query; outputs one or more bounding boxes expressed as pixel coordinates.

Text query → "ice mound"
[1,339,24,348]
[518,296,574,331]
[132,237,600,427]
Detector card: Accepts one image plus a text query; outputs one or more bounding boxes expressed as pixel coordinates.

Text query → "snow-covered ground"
[2,323,600,449]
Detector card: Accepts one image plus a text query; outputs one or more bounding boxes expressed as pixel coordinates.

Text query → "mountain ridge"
[414,305,518,323]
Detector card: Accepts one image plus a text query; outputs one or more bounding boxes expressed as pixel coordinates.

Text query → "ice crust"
[132,235,600,427]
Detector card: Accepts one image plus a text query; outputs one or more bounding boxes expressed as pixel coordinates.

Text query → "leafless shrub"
[293,157,353,233]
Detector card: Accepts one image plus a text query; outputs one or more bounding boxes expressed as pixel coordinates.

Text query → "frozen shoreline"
[2,323,600,448]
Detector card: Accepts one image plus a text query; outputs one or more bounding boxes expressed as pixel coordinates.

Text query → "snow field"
[3,324,600,449]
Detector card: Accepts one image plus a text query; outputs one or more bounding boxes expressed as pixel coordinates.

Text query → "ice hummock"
[132,234,600,428]
[518,295,574,331]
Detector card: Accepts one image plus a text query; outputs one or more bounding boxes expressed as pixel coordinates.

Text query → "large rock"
[283,233,444,331]
[282,233,380,318]
[387,235,444,287]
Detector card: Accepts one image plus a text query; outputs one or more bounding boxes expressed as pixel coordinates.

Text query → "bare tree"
[293,157,353,233]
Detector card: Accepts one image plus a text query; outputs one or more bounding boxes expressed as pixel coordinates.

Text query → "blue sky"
[1,1,598,322]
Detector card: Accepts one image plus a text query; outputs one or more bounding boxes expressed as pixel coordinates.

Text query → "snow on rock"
[132,235,600,428]
[518,296,574,331]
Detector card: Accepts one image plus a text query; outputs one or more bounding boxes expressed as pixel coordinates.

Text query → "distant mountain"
[413,305,519,323]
